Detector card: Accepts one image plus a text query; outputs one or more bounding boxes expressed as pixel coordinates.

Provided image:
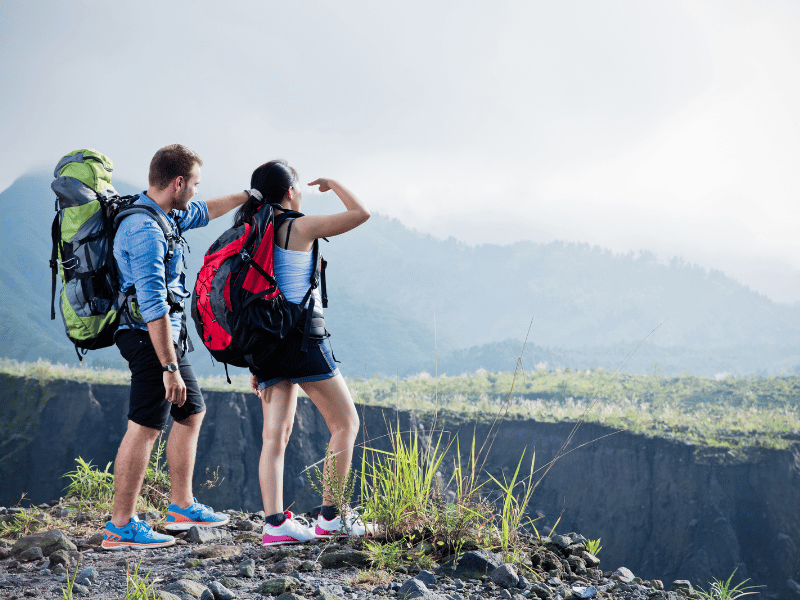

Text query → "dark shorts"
[250,332,339,391]
[116,329,205,430]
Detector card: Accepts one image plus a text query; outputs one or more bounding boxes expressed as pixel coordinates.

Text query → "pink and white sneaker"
[314,510,375,538]
[262,511,315,546]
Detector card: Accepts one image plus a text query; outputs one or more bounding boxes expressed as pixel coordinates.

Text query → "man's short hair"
[148,144,203,190]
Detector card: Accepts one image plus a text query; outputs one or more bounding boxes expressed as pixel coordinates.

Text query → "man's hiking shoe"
[262,511,315,546]
[101,516,175,550]
[165,497,229,532]
[315,510,374,538]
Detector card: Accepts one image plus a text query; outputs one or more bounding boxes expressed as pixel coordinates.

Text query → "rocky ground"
[0,503,703,600]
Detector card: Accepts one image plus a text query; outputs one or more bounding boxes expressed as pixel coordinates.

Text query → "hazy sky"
[2,1,799,303]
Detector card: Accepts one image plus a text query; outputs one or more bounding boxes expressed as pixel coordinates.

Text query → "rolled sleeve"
[173,201,209,232]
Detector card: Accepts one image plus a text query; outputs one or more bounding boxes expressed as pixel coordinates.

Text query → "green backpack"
[49,149,177,358]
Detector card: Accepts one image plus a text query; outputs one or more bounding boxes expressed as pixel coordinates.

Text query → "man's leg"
[166,410,205,508]
[111,420,162,527]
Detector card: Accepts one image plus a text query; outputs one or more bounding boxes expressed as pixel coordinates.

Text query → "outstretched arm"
[292,179,370,242]
[206,191,249,220]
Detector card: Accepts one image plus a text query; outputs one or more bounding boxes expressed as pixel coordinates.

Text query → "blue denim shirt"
[113,193,209,343]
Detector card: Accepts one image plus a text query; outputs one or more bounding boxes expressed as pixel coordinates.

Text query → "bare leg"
[166,411,205,508]
[300,374,359,506]
[111,420,162,527]
[259,381,298,516]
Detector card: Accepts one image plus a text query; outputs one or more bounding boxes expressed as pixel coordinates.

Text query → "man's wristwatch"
[162,362,179,373]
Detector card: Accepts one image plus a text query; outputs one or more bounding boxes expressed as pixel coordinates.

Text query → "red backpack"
[191,201,327,375]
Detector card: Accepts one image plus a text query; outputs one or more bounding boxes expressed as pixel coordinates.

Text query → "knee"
[263,422,294,451]
[339,410,360,440]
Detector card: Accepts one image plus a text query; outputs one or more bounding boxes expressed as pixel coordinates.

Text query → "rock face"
[1,374,800,593]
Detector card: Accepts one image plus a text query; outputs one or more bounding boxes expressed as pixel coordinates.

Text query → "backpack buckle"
[239,249,251,262]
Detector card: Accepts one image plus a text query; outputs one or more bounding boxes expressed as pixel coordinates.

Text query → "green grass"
[3,358,798,454]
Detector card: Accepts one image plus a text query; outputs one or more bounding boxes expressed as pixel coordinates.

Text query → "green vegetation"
[63,458,115,511]
[3,358,799,455]
[61,436,172,514]
[584,538,602,556]
[61,559,80,600]
[696,569,762,600]
[0,507,53,539]
[120,560,159,599]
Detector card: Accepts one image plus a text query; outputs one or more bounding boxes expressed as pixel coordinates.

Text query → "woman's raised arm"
[291,179,370,243]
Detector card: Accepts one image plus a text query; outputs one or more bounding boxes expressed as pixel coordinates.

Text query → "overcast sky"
[2,1,798,303]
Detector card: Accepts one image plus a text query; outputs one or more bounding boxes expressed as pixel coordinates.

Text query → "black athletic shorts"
[115,329,205,430]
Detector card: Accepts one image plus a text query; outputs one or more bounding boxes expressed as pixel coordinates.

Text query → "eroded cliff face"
[1,376,798,592]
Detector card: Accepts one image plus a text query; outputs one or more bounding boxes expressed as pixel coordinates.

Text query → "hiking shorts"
[115,329,205,430]
[250,332,339,391]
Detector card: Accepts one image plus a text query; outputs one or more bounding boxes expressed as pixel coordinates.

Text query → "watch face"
[164,363,178,373]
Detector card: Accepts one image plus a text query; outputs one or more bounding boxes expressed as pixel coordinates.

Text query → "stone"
[399,579,431,598]
[201,590,215,600]
[492,564,520,589]
[156,592,183,600]
[571,587,597,599]
[651,580,664,591]
[318,550,371,569]
[579,551,599,569]
[49,549,70,567]
[549,535,572,550]
[86,532,105,546]
[566,556,587,575]
[260,576,301,595]
[235,519,260,531]
[72,582,90,596]
[208,580,236,600]
[18,546,43,562]
[669,581,693,593]
[234,532,261,544]
[274,556,303,573]
[612,568,635,584]
[529,582,553,599]
[417,570,438,587]
[437,550,502,580]
[300,560,319,572]
[518,575,530,590]
[185,526,231,544]
[454,579,465,590]
[239,557,256,578]
[190,544,242,559]
[278,594,305,600]
[500,590,513,600]
[571,534,587,544]
[165,578,209,597]
[12,529,77,557]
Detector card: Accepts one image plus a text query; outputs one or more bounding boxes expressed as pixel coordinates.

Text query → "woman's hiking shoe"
[262,511,315,546]
[101,516,175,550]
[165,497,229,532]
[314,510,374,538]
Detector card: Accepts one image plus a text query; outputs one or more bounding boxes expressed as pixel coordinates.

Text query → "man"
[102,144,248,549]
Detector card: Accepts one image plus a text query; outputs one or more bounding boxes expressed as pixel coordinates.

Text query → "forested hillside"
[2,171,798,378]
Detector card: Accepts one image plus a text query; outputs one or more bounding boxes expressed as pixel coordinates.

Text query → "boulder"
[12,529,76,557]
[436,549,502,579]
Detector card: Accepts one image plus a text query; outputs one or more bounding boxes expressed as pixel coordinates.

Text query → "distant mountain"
[2,171,799,378]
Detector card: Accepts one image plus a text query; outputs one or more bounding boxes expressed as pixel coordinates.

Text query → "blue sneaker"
[101,516,175,550]
[165,497,229,532]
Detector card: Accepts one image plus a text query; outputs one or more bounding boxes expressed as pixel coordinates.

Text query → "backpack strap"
[49,214,61,320]
[283,219,295,250]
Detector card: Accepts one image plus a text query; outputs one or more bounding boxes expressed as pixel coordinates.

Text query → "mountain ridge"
[2,171,798,377]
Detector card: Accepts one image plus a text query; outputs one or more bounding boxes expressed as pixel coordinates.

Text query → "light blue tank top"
[274,245,322,309]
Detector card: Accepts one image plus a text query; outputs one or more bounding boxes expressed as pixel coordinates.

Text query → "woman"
[234,160,370,546]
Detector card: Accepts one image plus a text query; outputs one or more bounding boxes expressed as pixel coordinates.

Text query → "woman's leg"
[259,380,298,516]
[299,374,360,506]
